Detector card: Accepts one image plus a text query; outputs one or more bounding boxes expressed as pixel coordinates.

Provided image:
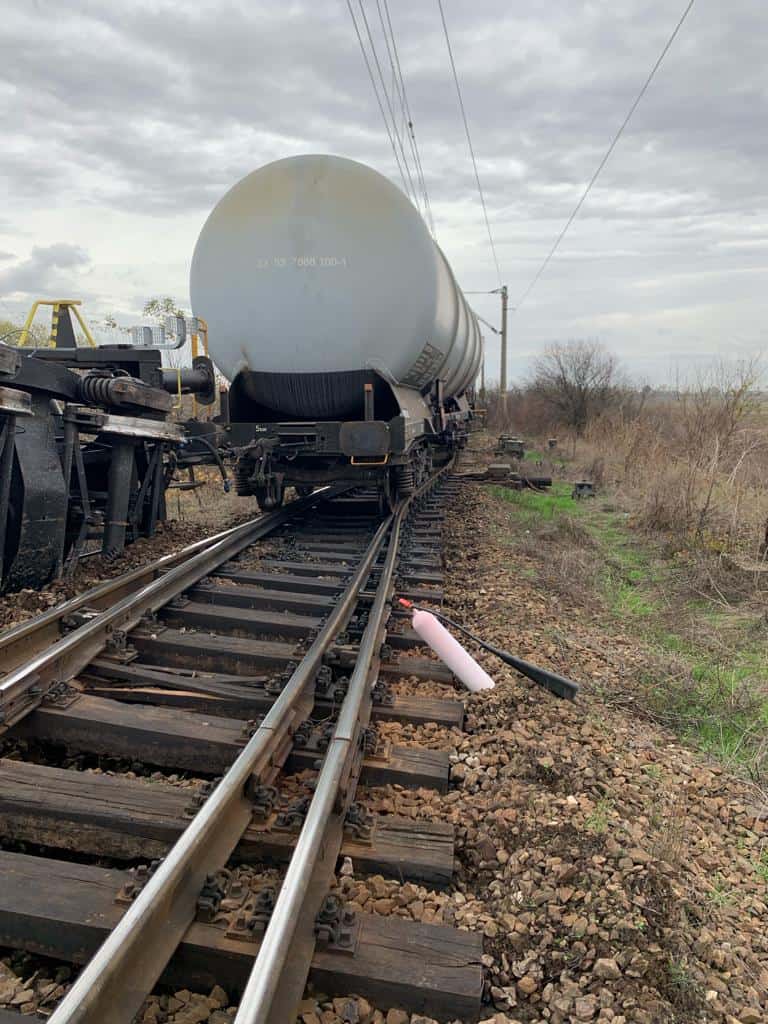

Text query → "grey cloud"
[0,243,90,297]
[0,0,766,380]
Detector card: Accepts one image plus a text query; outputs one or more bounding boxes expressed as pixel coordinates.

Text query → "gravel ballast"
[1,478,765,1023]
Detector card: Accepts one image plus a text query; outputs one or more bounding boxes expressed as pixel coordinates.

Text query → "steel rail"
[0,514,276,673]
[235,465,448,1024]
[46,505,394,1024]
[0,486,348,729]
[236,505,401,1023]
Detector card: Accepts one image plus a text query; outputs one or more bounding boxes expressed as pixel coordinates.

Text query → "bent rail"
[45,463,451,1024]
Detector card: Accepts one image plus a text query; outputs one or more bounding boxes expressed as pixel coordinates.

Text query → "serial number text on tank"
[253,256,349,269]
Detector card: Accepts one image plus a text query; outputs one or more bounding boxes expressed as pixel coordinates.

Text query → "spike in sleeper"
[399,598,495,693]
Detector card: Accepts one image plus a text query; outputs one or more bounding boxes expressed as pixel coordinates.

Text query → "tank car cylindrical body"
[190,155,482,418]
[190,155,482,509]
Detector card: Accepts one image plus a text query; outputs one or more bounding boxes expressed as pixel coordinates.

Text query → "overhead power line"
[345,0,437,232]
[379,0,436,235]
[436,0,502,288]
[514,0,697,310]
[345,0,412,200]
[354,0,420,206]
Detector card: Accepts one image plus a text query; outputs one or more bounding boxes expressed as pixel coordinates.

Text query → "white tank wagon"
[191,155,483,508]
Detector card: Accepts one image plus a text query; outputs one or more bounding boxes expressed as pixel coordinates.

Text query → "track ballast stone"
[401,481,767,1024]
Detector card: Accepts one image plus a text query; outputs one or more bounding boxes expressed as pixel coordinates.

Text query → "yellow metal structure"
[171,368,183,411]
[350,454,390,466]
[189,316,209,418]
[18,299,96,348]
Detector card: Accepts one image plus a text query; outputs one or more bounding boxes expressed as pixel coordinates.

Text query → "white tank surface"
[190,155,482,416]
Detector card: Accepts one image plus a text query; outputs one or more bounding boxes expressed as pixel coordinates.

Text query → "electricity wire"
[355,0,420,206]
[376,0,431,227]
[514,0,697,309]
[344,0,411,199]
[379,0,436,235]
[436,0,502,288]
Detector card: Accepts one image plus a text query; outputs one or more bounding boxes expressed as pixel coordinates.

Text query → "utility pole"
[470,288,508,397]
[499,284,508,395]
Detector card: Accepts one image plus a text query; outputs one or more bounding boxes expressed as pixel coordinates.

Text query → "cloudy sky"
[1,0,766,385]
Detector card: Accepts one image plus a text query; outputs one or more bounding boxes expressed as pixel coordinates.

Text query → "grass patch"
[489,481,581,523]
[606,575,658,617]
[585,508,766,776]
[707,874,734,907]
[664,955,703,1011]
[488,477,768,779]
[584,797,613,834]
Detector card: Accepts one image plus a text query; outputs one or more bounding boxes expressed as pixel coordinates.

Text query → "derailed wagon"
[191,154,484,509]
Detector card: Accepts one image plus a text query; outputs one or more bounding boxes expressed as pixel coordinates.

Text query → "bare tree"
[528,340,624,438]
[671,357,763,544]
[674,357,763,458]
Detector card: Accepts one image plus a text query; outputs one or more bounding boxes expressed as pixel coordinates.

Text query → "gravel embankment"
[1,476,765,1024]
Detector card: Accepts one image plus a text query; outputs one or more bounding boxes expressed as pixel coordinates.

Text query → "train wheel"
[378,472,395,515]
[254,479,284,511]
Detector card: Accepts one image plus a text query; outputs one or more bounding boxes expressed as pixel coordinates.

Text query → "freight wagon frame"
[226,369,473,509]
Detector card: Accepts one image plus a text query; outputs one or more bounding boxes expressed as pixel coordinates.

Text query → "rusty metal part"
[68,407,183,442]
[0,386,32,416]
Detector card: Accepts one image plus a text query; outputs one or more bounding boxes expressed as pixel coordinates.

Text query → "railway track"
[0,470,483,1023]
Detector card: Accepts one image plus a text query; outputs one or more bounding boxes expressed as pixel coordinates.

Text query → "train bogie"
[226,371,470,510]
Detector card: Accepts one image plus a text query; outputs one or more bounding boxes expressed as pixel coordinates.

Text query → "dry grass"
[488,440,768,781]
[166,464,251,527]
[488,362,768,578]
[599,429,767,564]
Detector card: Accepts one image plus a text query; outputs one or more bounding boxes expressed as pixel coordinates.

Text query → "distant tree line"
[484,339,761,449]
